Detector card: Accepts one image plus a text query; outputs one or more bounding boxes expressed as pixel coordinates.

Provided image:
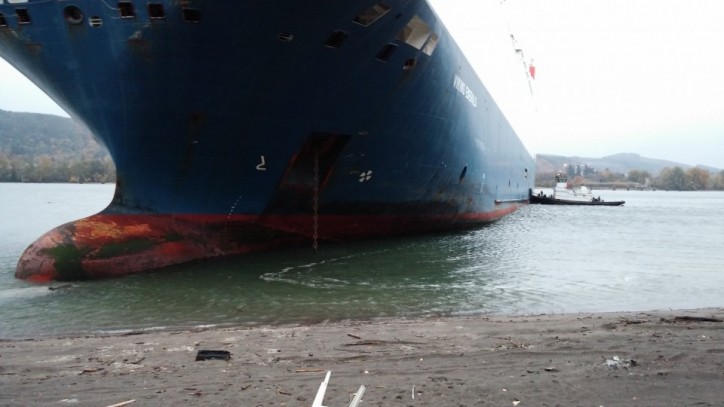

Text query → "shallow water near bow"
[2,183,723,338]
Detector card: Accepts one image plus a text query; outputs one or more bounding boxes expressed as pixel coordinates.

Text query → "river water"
[1,183,723,338]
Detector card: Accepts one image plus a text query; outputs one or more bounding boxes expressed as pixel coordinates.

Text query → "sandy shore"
[1,308,722,406]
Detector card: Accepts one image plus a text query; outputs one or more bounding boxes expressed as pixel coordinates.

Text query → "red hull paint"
[16,204,521,281]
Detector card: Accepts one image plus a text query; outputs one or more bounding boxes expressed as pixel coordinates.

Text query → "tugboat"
[531,175,625,206]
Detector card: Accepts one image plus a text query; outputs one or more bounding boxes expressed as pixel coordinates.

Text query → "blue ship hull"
[1,0,534,281]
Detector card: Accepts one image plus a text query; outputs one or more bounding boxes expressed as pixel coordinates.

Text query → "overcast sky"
[430,0,724,169]
[1,0,723,168]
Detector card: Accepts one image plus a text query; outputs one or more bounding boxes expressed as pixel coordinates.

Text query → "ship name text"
[453,75,477,107]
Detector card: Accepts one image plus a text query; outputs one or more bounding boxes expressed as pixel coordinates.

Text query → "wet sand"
[1,308,723,406]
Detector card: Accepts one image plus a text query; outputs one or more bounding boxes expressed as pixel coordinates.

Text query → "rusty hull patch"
[15,213,284,281]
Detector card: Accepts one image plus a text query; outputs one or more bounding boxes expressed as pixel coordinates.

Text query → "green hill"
[0,110,114,182]
[535,153,696,177]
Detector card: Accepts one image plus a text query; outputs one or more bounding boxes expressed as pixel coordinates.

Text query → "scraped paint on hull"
[17,205,521,281]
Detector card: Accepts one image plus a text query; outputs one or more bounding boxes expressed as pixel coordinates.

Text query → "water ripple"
[2,187,724,337]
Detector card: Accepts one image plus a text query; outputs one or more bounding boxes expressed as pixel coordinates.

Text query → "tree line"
[0,153,115,183]
[538,166,724,191]
[649,167,724,191]
[601,167,724,190]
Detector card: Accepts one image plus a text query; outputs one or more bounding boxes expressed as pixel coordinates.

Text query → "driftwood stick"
[105,400,136,407]
[295,368,327,373]
[674,316,723,323]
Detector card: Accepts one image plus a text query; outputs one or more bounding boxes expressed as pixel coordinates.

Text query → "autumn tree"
[0,153,12,181]
[627,169,651,185]
[711,170,724,190]
[655,166,687,190]
[685,167,710,190]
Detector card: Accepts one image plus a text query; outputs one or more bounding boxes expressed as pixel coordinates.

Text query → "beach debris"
[347,333,362,339]
[544,367,559,372]
[119,331,144,337]
[79,367,103,375]
[104,400,135,407]
[48,284,74,291]
[343,339,422,347]
[493,337,532,350]
[312,371,332,407]
[295,368,327,373]
[312,371,366,407]
[166,345,195,352]
[620,318,647,325]
[513,399,521,406]
[349,385,366,407]
[604,356,637,369]
[671,316,722,323]
[127,356,145,365]
[195,350,231,361]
